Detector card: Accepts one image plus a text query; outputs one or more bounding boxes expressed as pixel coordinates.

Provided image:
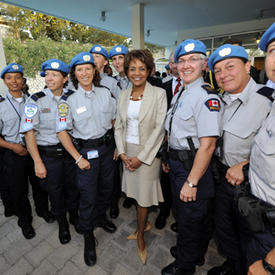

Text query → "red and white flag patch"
[205,98,220,112]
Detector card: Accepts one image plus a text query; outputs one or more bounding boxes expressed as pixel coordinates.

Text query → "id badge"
[87,150,99,160]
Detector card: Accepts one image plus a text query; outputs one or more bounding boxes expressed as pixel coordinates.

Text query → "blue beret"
[174,39,206,62]
[109,45,129,58]
[208,44,248,71]
[90,45,108,59]
[70,52,94,68]
[165,64,170,70]
[259,22,275,52]
[1,63,23,79]
[40,59,69,77]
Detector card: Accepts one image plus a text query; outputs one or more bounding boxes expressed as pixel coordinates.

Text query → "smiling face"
[45,70,67,94]
[128,58,149,89]
[213,58,251,94]
[74,63,95,91]
[177,53,207,85]
[265,41,275,83]
[112,54,125,75]
[3,72,24,93]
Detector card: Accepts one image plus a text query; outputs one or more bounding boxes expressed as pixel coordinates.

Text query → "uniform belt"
[168,148,194,160]
[168,148,196,170]
[38,143,66,158]
[77,129,113,148]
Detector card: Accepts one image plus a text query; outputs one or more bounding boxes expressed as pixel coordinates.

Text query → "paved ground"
[0,197,224,275]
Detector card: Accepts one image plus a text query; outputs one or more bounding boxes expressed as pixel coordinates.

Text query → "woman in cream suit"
[115,49,167,264]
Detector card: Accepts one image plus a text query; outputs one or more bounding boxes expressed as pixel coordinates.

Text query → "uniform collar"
[44,87,65,101]
[184,77,204,91]
[223,77,255,105]
[7,91,26,101]
[78,84,95,97]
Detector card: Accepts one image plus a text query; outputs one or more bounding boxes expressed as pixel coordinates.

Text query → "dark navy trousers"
[77,141,115,233]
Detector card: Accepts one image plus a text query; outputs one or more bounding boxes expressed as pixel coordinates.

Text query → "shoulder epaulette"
[117,81,122,89]
[0,96,5,103]
[256,86,274,102]
[61,89,75,101]
[31,91,46,102]
[201,84,218,95]
[98,85,110,91]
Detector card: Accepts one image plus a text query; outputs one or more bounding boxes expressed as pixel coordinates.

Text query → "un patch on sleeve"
[205,98,220,112]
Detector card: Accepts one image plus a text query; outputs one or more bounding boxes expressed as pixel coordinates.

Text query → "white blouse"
[126,100,141,144]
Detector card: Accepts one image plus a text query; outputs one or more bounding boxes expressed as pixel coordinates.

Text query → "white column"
[0,32,7,95]
[131,3,144,49]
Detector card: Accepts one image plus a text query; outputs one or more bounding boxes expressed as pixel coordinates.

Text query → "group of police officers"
[0,21,275,275]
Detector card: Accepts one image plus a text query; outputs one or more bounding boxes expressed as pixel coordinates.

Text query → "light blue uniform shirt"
[100,72,121,99]
[115,74,132,91]
[0,92,27,144]
[165,77,222,150]
[249,97,275,206]
[219,78,272,167]
[20,88,67,146]
[56,85,116,139]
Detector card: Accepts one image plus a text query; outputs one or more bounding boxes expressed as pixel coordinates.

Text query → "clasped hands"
[120,153,142,171]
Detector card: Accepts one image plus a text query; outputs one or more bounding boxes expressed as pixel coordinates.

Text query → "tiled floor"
[0,198,224,274]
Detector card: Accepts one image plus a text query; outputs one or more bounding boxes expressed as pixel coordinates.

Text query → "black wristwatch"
[187,179,198,188]
[263,259,275,274]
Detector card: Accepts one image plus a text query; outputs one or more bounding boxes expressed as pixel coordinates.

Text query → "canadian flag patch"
[25,118,33,123]
[205,98,220,112]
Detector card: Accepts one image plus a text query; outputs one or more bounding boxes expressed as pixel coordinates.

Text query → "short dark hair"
[69,63,101,89]
[124,49,154,77]
[223,38,243,46]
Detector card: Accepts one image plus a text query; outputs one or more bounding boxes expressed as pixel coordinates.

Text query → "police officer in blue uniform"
[56,52,117,266]
[161,39,222,275]
[207,44,273,274]
[0,63,52,239]
[244,22,275,274]
[20,59,79,244]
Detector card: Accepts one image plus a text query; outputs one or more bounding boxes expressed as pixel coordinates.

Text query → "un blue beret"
[40,59,69,77]
[90,45,108,59]
[1,63,23,79]
[109,45,129,59]
[70,52,94,68]
[208,44,248,71]
[174,39,206,62]
[259,22,275,52]
[165,64,170,70]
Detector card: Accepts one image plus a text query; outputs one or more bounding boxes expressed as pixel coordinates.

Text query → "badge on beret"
[12,64,19,70]
[205,98,220,112]
[116,47,122,53]
[95,46,101,52]
[58,103,69,117]
[24,103,38,118]
[51,62,60,69]
[184,43,195,52]
[83,55,91,62]
[219,47,231,57]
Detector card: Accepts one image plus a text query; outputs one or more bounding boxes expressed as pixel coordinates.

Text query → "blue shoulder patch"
[61,89,75,101]
[257,86,274,102]
[204,98,220,112]
[0,96,5,103]
[31,91,46,102]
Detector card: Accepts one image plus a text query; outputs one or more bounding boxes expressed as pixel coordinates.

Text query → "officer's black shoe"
[170,246,205,266]
[161,261,195,275]
[97,218,117,233]
[207,259,236,275]
[21,224,36,239]
[38,211,55,224]
[69,210,81,234]
[84,231,96,266]
[122,197,135,208]
[57,215,71,244]
[109,204,119,219]
[170,222,178,233]
[155,214,167,229]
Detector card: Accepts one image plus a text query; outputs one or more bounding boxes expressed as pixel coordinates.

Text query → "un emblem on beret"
[219,48,231,57]
[95,46,101,52]
[51,62,60,69]
[12,65,19,70]
[116,47,122,52]
[184,43,195,52]
[83,55,91,61]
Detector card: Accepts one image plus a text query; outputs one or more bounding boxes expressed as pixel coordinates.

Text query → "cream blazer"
[114,81,167,166]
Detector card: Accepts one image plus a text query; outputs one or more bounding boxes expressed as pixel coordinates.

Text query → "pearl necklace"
[130,94,143,101]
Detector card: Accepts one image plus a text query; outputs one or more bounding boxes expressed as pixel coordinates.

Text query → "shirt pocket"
[224,121,257,139]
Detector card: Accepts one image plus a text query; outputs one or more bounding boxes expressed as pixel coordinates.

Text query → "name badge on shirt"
[76,106,87,114]
[87,150,99,160]
[41,108,51,113]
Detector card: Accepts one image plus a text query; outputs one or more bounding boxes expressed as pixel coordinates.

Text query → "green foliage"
[3,36,92,77]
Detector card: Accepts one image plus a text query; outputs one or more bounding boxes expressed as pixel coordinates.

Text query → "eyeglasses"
[177,57,202,65]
